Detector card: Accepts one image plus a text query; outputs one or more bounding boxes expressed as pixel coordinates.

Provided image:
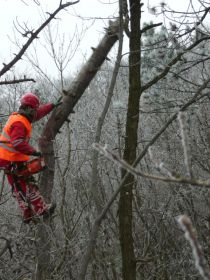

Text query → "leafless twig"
[93,143,210,188]
[178,112,192,177]
[0,1,79,77]
[0,77,35,85]
[177,215,210,280]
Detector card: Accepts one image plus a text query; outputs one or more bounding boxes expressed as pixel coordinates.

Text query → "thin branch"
[77,79,210,280]
[177,6,210,39]
[178,112,192,178]
[0,1,79,77]
[177,215,210,280]
[93,143,210,188]
[138,77,210,162]
[140,22,162,35]
[0,78,35,85]
[141,36,210,93]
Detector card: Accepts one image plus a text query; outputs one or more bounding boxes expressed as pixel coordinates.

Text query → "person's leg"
[7,171,55,221]
[27,182,56,218]
[7,173,34,222]
[27,183,48,215]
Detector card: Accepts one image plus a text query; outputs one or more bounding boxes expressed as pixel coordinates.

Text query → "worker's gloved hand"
[53,97,62,108]
[31,151,42,157]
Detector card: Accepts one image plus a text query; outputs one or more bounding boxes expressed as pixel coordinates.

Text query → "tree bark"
[119,0,141,279]
[35,20,119,280]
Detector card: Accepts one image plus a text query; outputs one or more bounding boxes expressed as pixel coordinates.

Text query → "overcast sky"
[0,0,202,79]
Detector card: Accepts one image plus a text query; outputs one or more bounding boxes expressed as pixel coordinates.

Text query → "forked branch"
[0,1,79,77]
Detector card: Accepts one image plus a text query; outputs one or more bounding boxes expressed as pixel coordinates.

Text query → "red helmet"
[20,93,40,109]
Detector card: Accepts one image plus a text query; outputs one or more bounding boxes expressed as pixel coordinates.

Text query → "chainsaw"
[15,157,46,178]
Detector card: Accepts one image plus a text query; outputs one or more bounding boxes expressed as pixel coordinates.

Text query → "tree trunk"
[35,20,119,280]
[119,0,141,279]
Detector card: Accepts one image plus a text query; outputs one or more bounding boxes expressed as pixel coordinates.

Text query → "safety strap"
[12,176,27,200]
[9,163,27,203]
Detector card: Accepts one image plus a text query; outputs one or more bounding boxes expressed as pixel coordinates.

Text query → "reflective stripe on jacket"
[0,113,32,161]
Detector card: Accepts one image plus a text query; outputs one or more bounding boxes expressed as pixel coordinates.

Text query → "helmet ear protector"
[20,93,40,109]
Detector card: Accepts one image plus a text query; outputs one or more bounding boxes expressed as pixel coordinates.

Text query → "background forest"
[0,0,210,279]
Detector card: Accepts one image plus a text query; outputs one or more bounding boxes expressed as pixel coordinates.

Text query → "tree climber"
[0,92,62,223]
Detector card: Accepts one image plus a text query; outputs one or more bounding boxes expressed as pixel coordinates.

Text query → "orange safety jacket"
[0,113,32,161]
